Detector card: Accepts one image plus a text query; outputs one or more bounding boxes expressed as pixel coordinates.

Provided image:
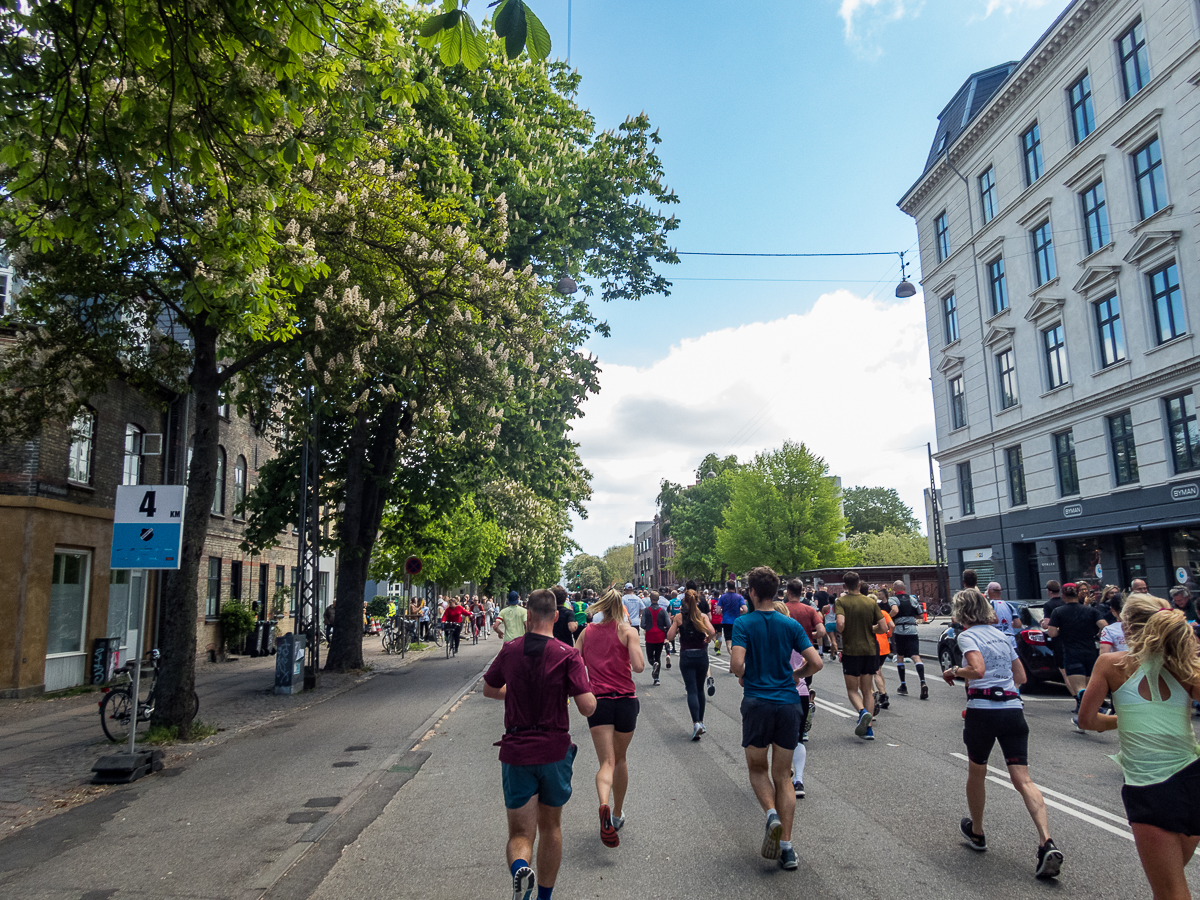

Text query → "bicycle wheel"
[432,624,442,647]
[445,629,452,658]
[399,626,409,658]
[100,689,134,743]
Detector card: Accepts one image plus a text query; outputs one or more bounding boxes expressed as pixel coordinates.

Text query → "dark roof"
[921,62,1018,175]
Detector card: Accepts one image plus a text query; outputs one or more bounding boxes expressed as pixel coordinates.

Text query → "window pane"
[1094,294,1125,367]
[988,258,1008,315]
[944,294,959,343]
[68,411,94,484]
[1023,123,1043,185]
[212,448,225,514]
[48,552,89,654]
[996,349,1018,409]
[1056,431,1079,495]
[1167,393,1200,473]
[1150,263,1184,344]
[1109,410,1139,485]
[980,168,997,223]
[1081,181,1109,254]
[1007,446,1026,506]
[1119,19,1149,100]
[1134,138,1167,220]
[1044,324,1069,389]
[1069,73,1095,143]
[1032,221,1056,285]
[958,463,975,516]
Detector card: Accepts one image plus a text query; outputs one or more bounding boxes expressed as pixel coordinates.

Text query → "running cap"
[506,590,520,605]
[986,582,1002,593]
[1062,583,1077,590]
[624,582,634,590]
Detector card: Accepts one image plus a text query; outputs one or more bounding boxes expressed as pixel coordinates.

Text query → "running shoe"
[863,727,875,740]
[793,781,805,799]
[779,846,798,871]
[666,657,671,669]
[854,709,873,737]
[691,723,702,741]
[920,683,929,700]
[707,676,716,697]
[960,818,987,851]
[1071,715,1085,733]
[697,722,707,736]
[897,683,908,694]
[1035,839,1063,879]
[879,693,890,710]
[512,865,536,900]
[761,811,783,859]
[612,814,625,833]
[599,804,620,847]
[803,700,815,738]
[872,690,881,711]
[652,661,661,681]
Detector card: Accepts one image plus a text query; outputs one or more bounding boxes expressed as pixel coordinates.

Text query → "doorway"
[45,550,92,692]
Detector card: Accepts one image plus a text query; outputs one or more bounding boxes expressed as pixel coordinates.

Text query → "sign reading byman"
[1062,503,1083,518]
[1170,483,1199,502]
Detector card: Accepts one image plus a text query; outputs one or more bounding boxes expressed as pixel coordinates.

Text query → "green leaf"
[419,11,458,38]
[524,8,551,60]
[494,0,528,59]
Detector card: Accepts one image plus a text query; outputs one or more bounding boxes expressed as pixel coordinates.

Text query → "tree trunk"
[325,400,406,672]
[153,319,220,738]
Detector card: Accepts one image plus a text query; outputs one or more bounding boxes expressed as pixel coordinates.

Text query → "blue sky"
[531,0,1071,556]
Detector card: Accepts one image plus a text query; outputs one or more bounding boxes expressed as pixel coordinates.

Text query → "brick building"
[0,355,330,697]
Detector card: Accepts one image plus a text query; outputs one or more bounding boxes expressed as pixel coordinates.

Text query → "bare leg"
[1130,824,1200,900]
[745,746,774,811]
[611,729,635,817]
[506,797,538,868]
[966,761,987,835]
[844,673,866,711]
[1008,764,1051,844]
[535,803,563,887]
[590,725,615,807]
[770,744,797,840]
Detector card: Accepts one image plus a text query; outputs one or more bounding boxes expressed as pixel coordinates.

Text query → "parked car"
[936,601,1060,686]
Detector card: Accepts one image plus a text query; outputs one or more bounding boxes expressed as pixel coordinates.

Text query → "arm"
[1010,657,1027,686]
[836,614,846,634]
[813,621,826,642]
[730,644,747,678]
[573,691,597,717]
[792,646,823,682]
[623,623,646,673]
[483,673,506,700]
[574,627,587,655]
[1046,624,1059,638]
[568,619,578,634]
[943,648,986,685]
[1078,655,1119,731]
[666,614,680,642]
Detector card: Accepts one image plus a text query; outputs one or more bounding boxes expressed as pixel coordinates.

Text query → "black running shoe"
[897,683,908,694]
[1036,839,1063,879]
[920,683,929,700]
[960,818,987,851]
[706,675,715,697]
[652,661,661,680]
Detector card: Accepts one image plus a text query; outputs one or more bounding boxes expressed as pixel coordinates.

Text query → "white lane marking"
[949,752,1133,841]
[814,697,857,719]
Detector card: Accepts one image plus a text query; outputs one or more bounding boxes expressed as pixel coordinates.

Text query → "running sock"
[793,742,807,782]
[767,808,777,820]
[916,663,926,683]
[511,859,529,878]
[896,662,906,684]
[780,841,793,851]
[537,887,554,900]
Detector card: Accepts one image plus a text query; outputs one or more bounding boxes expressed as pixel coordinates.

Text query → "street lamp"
[895,250,917,298]
[556,273,578,295]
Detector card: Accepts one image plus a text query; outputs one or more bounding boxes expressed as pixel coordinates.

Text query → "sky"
[529,0,1068,557]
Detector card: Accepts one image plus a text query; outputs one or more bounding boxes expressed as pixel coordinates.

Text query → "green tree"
[0,0,408,735]
[847,529,932,566]
[564,553,608,588]
[715,441,851,576]
[578,565,603,593]
[601,543,634,586]
[419,0,552,69]
[843,486,921,536]
[656,454,740,579]
[372,494,507,590]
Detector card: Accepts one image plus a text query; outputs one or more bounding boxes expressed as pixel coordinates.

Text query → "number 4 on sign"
[138,490,157,517]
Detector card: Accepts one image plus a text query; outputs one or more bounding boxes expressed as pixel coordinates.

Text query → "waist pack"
[966,686,1020,702]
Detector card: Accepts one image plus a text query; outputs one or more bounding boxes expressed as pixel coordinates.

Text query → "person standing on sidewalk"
[640,592,671,685]
[943,587,1062,879]
[836,571,888,740]
[496,591,529,644]
[730,566,822,870]
[889,580,929,700]
[483,589,597,900]
[576,587,646,848]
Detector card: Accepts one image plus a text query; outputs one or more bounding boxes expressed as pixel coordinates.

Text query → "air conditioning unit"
[142,433,163,456]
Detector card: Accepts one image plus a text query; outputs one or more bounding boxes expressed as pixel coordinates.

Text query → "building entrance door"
[45,550,91,692]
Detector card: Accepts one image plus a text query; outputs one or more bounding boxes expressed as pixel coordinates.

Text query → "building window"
[1022,123,1043,186]
[1118,18,1149,101]
[212,447,226,514]
[1006,445,1027,506]
[0,267,11,314]
[934,211,950,263]
[979,167,997,223]
[1133,138,1167,222]
[1054,430,1080,496]
[1081,180,1110,254]
[1166,392,1200,474]
[1068,72,1096,144]
[1032,220,1056,286]
[943,293,959,344]
[987,257,1008,315]
[122,424,144,486]
[290,567,299,613]
[1149,262,1185,344]
[67,409,95,485]
[230,560,243,600]
[1043,323,1069,389]
[958,462,975,516]
[1108,410,1139,486]
[48,551,90,656]
[233,455,247,515]
[949,376,966,430]
[996,349,1018,410]
[1094,294,1125,368]
[206,557,222,617]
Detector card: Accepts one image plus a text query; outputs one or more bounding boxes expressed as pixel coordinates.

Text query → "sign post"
[94,486,184,784]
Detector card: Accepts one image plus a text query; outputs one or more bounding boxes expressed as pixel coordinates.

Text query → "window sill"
[996,403,1022,416]
[986,306,1012,324]
[1145,333,1191,356]
[949,424,969,435]
[1130,204,1174,234]
[1109,482,1142,493]
[1040,383,1073,399]
[1029,276,1060,298]
[1077,241,1116,267]
[67,482,95,492]
[1092,358,1131,377]
[210,513,226,519]
[943,338,962,351]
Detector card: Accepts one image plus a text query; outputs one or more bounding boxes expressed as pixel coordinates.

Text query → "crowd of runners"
[480,568,1200,900]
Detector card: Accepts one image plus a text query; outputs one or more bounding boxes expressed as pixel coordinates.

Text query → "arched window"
[233,455,247,515]
[122,424,144,486]
[212,447,226,514]
[67,409,95,484]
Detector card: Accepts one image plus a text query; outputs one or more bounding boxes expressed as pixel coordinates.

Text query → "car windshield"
[1020,605,1045,627]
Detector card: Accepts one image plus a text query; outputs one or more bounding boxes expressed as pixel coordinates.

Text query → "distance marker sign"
[111,485,186,569]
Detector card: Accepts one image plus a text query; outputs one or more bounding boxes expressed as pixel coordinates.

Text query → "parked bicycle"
[382,617,411,658]
[99,650,199,743]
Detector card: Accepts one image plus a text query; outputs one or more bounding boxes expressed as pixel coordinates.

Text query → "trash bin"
[274,633,306,695]
[91,637,121,685]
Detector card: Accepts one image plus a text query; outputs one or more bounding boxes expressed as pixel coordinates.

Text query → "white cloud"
[568,290,937,557]
[838,0,919,50]
[982,0,1054,15]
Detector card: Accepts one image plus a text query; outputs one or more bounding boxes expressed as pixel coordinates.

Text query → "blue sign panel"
[111,522,183,569]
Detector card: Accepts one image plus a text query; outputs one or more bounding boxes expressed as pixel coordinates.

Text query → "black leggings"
[646,642,664,669]
[679,649,708,724]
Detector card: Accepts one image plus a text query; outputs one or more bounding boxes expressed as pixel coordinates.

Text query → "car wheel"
[939,647,956,673]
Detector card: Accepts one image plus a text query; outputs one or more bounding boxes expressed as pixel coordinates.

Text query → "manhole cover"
[332,761,359,768]
[287,811,324,824]
[304,797,342,808]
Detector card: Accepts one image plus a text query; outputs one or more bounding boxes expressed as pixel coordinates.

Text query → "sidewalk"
[0,639,431,840]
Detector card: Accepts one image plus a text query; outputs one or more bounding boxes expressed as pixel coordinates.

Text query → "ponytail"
[683,589,705,633]
[1123,593,1200,684]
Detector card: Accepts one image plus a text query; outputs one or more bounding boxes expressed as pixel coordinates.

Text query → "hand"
[942,668,957,686]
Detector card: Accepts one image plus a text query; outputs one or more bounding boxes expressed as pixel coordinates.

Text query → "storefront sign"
[1095,563,1103,579]
[1063,503,1083,518]
[962,547,993,562]
[1170,484,1199,502]
[111,486,186,569]
[1177,567,1190,585]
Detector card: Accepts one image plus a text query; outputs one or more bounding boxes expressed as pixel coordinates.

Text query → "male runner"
[621,584,642,634]
[889,580,928,699]
[484,590,597,900]
[1040,581,1067,685]
[717,580,748,666]
[551,585,579,645]
[987,582,1019,648]
[730,566,822,871]
[1046,583,1107,717]
[496,591,528,643]
[836,571,887,740]
[785,579,824,740]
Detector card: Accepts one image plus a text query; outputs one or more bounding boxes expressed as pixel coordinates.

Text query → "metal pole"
[125,570,145,756]
[928,442,949,607]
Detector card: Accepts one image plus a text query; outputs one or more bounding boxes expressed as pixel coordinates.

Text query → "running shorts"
[962,708,1029,767]
[501,743,577,809]
[1122,758,1200,835]
[740,697,803,751]
[721,623,735,644]
[841,654,881,677]
[1062,649,1099,678]
[893,634,920,658]
[587,697,640,733]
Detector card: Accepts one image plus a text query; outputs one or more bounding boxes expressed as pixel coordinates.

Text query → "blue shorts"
[501,744,578,809]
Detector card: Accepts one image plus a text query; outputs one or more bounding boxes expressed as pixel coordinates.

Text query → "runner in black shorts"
[944,588,1062,879]
[835,571,887,740]
[889,581,929,700]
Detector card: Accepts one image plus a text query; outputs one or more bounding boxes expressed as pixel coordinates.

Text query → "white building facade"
[900,0,1200,598]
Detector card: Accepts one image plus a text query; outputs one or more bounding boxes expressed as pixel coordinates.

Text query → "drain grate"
[286,811,325,824]
[332,761,359,768]
[304,797,342,808]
